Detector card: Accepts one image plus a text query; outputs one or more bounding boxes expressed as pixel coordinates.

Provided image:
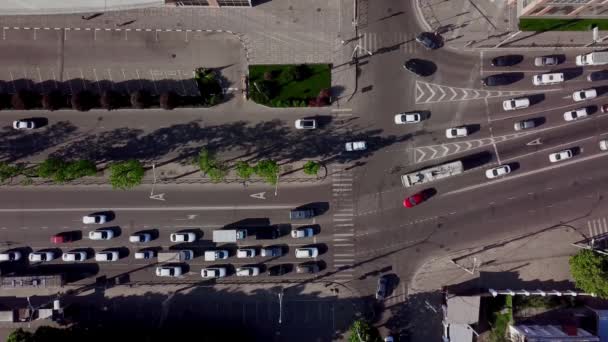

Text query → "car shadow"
[507,162,521,172]
[133,229,159,241]
[461,151,493,170]
[552,67,583,81]
[465,124,481,135]
[528,93,545,106]
[295,202,330,216]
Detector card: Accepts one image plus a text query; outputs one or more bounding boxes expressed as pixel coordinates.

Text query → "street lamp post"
[278,289,284,324]
[274,170,280,197]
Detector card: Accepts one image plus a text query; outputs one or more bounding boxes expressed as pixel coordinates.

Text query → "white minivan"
[532,73,564,86]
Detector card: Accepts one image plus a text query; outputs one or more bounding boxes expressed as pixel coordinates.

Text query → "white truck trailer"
[212,229,247,243]
[401,161,464,187]
[576,51,608,66]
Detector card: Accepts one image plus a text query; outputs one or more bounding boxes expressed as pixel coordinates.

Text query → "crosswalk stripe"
[589,221,594,238]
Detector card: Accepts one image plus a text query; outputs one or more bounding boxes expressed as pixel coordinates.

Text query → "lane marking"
[0,205,298,213]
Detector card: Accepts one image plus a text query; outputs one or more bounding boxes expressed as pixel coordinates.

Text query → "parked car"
[503,97,530,111]
[549,149,573,163]
[481,74,512,86]
[62,250,88,262]
[296,262,320,274]
[95,251,119,262]
[445,126,468,138]
[345,141,367,151]
[201,267,227,279]
[156,266,183,277]
[514,119,536,131]
[588,70,608,82]
[291,227,315,238]
[129,232,152,243]
[491,55,522,67]
[268,264,292,276]
[572,88,597,102]
[294,119,316,130]
[403,191,426,208]
[564,108,589,121]
[237,248,257,259]
[82,213,107,224]
[290,208,315,220]
[29,251,57,262]
[600,139,608,151]
[394,112,421,124]
[403,59,426,77]
[134,249,156,260]
[51,232,74,244]
[295,247,319,258]
[485,165,511,179]
[170,232,197,243]
[534,55,558,66]
[236,266,260,277]
[415,32,439,49]
[261,246,283,257]
[0,251,22,261]
[89,229,114,240]
[376,276,388,300]
[12,120,37,130]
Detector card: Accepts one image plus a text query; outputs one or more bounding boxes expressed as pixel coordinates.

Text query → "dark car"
[491,55,523,67]
[289,209,315,220]
[403,59,425,77]
[481,74,512,86]
[296,262,320,274]
[415,32,439,49]
[255,228,280,240]
[51,232,74,244]
[376,276,388,300]
[588,70,608,82]
[268,264,293,276]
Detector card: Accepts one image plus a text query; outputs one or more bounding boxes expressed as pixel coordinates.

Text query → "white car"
[445,126,468,138]
[129,233,152,243]
[514,119,536,131]
[89,229,114,240]
[170,232,196,243]
[485,165,511,179]
[394,113,421,124]
[291,227,315,238]
[600,139,608,151]
[564,108,589,121]
[62,251,88,262]
[502,97,530,111]
[201,267,227,279]
[572,89,597,102]
[236,267,260,277]
[295,247,319,259]
[534,56,558,66]
[28,251,57,262]
[294,119,317,130]
[134,249,156,260]
[345,141,367,151]
[0,251,22,261]
[549,149,573,163]
[237,248,257,258]
[12,120,37,130]
[82,214,107,224]
[95,251,119,262]
[156,266,183,277]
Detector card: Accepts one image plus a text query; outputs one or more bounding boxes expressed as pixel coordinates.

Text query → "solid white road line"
[0,205,297,213]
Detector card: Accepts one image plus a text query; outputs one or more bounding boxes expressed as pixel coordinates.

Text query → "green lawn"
[519,18,608,31]
[248,64,331,107]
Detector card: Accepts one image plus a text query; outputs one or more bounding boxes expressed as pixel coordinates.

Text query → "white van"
[532,73,564,86]
[204,250,229,261]
[95,251,119,262]
[295,247,319,259]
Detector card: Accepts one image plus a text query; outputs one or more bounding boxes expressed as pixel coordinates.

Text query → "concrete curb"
[413,0,433,32]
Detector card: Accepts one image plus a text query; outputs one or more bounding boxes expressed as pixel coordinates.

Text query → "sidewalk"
[415,0,608,49]
[410,226,583,294]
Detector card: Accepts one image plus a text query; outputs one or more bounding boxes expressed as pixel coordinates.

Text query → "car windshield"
[510,100,516,107]
[581,92,586,99]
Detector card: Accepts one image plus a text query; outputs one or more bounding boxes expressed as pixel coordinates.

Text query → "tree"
[41,90,64,111]
[308,88,331,107]
[0,162,23,182]
[198,147,215,173]
[37,158,65,179]
[109,160,145,190]
[348,319,381,342]
[64,160,97,180]
[7,328,33,342]
[207,163,228,183]
[71,90,97,111]
[100,90,123,110]
[235,161,255,181]
[303,161,320,176]
[255,159,279,185]
[130,90,150,109]
[570,249,608,298]
[160,91,180,110]
[11,90,38,110]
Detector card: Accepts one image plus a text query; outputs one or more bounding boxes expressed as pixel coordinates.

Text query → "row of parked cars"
[158,261,323,279]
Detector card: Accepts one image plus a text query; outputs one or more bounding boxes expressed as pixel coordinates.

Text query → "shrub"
[303,161,320,176]
[160,91,180,110]
[255,159,279,185]
[109,160,145,190]
[100,90,123,110]
[130,90,150,109]
[71,90,97,111]
[42,90,64,111]
[294,64,312,80]
[263,71,273,81]
[11,90,38,110]
[235,161,255,181]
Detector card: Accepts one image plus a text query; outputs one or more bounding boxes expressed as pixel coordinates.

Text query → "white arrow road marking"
[440,145,450,157]
[449,87,458,101]
[462,89,469,100]
[465,141,473,149]
[250,192,266,200]
[149,194,166,201]
[424,82,436,102]
[437,86,446,102]
[415,82,425,102]
[454,143,463,153]
[526,138,542,146]
[472,90,480,99]
[416,148,428,163]
[429,147,439,159]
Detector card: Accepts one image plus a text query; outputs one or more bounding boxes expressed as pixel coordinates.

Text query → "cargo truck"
[576,51,608,66]
[212,229,247,243]
[401,161,464,187]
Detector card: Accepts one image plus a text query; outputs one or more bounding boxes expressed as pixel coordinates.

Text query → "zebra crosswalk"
[353,32,419,56]
[588,217,608,238]
[329,164,356,282]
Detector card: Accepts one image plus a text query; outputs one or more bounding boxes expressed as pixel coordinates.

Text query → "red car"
[51,232,73,244]
[403,192,426,208]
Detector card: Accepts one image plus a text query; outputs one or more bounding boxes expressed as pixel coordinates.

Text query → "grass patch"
[519,18,608,31]
[488,295,513,342]
[248,64,331,107]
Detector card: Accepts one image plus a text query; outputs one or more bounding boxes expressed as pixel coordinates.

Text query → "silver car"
[514,119,536,131]
[534,56,558,66]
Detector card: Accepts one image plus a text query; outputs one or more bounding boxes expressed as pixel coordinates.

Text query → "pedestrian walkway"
[356,31,420,56]
[329,164,356,282]
[587,216,608,238]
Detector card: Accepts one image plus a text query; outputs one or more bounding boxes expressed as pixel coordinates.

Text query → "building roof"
[446,296,480,324]
[2,0,163,15]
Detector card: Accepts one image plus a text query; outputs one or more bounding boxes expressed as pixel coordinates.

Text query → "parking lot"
[0,28,243,96]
